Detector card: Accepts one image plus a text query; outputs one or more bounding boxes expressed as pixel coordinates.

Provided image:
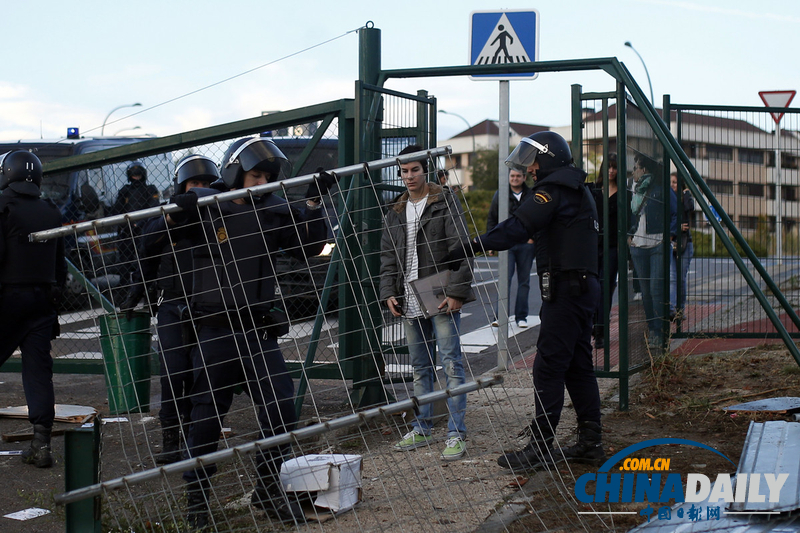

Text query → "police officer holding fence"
[123,155,220,465]
[447,131,605,472]
[0,150,66,468]
[167,137,333,528]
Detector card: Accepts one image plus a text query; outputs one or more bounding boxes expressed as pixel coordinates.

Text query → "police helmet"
[220,137,291,189]
[126,161,148,182]
[0,150,43,196]
[174,155,220,194]
[505,131,573,176]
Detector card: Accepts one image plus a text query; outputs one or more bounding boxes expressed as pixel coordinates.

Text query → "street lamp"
[114,126,142,136]
[624,41,654,105]
[101,103,142,135]
[439,109,476,153]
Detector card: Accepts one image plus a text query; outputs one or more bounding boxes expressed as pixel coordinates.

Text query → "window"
[707,145,733,161]
[707,179,733,195]
[765,152,798,169]
[738,183,764,197]
[681,142,697,158]
[766,185,799,201]
[738,148,764,165]
[739,216,758,231]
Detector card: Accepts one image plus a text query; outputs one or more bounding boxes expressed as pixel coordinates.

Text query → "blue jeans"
[495,242,535,322]
[404,313,467,438]
[631,244,667,341]
[670,241,693,313]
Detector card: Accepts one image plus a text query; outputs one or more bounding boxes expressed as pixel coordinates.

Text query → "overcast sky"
[2,0,797,143]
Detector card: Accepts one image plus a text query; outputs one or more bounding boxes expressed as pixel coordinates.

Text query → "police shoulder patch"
[534,191,553,204]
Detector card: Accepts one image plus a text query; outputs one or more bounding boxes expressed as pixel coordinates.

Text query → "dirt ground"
[0,339,799,532]
[507,342,800,532]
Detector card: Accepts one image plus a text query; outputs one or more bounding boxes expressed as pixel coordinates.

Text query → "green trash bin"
[98,311,151,415]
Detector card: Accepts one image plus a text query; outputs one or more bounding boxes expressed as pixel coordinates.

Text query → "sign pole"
[776,122,782,265]
[497,79,510,370]
[758,90,796,265]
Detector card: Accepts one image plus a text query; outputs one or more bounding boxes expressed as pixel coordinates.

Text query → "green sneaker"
[441,436,467,461]
[394,429,431,451]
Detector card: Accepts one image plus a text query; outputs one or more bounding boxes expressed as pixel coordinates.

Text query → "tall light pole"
[114,126,142,136]
[101,103,142,135]
[624,42,654,105]
[439,109,476,153]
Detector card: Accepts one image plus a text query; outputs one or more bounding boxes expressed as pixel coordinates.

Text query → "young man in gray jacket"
[380,145,474,461]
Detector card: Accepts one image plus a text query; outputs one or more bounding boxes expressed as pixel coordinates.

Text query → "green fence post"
[571,84,583,169]
[616,80,630,410]
[65,419,101,533]
[348,23,390,407]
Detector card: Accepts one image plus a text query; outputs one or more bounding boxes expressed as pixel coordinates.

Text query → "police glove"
[443,240,482,271]
[120,284,145,320]
[169,190,199,225]
[305,167,338,203]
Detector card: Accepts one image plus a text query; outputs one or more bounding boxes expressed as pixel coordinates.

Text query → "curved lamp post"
[439,109,475,153]
[113,126,142,136]
[624,41,654,105]
[101,103,142,135]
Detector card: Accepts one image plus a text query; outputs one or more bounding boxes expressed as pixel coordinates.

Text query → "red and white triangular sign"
[759,90,796,124]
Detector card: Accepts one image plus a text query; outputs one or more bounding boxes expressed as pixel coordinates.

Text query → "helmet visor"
[175,156,220,184]
[225,138,292,181]
[505,137,556,171]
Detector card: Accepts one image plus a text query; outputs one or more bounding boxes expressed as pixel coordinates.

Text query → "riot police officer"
[168,137,334,528]
[0,150,66,468]
[450,131,605,471]
[112,161,160,287]
[124,155,220,465]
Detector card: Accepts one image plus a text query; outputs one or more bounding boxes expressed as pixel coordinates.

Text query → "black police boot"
[156,426,182,465]
[185,480,210,531]
[497,425,559,472]
[251,481,305,524]
[21,424,53,468]
[562,421,606,466]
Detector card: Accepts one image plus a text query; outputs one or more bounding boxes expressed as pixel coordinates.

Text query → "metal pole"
[775,123,783,265]
[624,42,654,104]
[100,103,142,136]
[438,110,475,153]
[497,80,510,370]
[54,375,503,506]
[30,147,452,242]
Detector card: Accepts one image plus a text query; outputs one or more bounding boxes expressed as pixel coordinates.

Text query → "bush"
[692,229,770,258]
[459,189,494,237]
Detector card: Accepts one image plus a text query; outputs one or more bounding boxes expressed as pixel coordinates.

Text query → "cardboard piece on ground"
[723,396,800,414]
[280,454,362,514]
[0,404,97,423]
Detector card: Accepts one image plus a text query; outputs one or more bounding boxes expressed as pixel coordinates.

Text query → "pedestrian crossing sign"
[470,10,539,81]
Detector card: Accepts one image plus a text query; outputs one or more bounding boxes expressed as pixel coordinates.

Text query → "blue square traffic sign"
[470,10,539,80]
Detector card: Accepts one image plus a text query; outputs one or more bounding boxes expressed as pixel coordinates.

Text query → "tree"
[470,149,499,190]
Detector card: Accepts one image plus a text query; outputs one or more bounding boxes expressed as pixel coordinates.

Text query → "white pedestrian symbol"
[474,14,529,65]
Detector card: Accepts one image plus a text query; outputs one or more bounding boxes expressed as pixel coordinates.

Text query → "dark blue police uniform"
[0,189,66,429]
[481,165,601,429]
[180,188,326,499]
[140,217,195,431]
